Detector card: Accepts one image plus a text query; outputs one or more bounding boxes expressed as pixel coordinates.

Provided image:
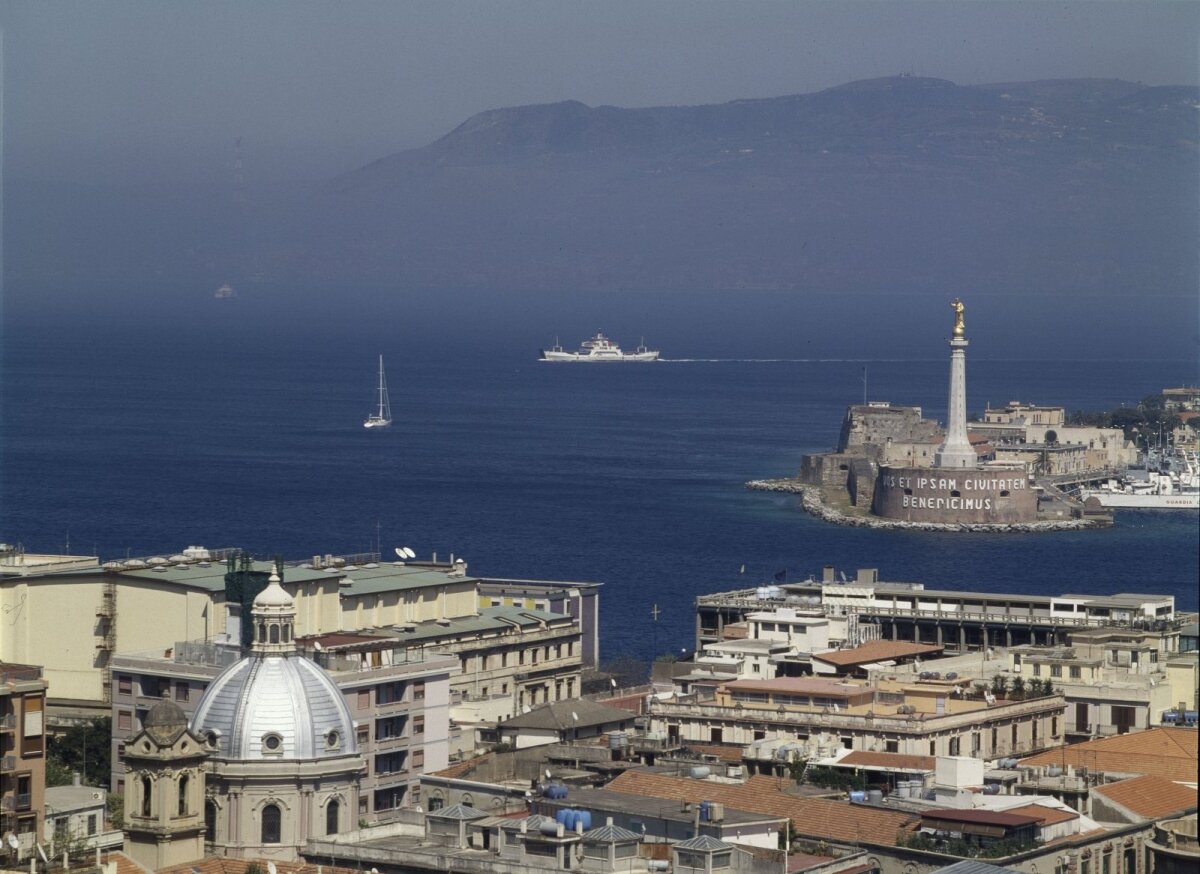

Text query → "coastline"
[746,478,1106,533]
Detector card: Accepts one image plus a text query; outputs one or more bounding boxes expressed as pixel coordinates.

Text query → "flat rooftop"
[540,785,786,828]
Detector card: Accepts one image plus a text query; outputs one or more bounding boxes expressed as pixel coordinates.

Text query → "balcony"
[1,793,32,812]
[0,714,15,732]
[0,756,15,772]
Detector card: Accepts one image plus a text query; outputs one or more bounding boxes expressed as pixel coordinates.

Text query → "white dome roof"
[190,654,357,761]
[253,571,295,609]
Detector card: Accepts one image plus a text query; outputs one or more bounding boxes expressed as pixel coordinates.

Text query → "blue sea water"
[1,289,1197,663]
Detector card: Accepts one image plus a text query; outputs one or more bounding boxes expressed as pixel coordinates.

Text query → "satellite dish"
[268,864,278,874]
[313,641,323,651]
[395,546,416,559]
[36,845,48,864]
[610,678,617,688]
[572,711,579,721]
[6,834,18,850]
[545,769,552,779]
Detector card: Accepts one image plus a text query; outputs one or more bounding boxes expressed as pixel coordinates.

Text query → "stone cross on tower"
[934,298,977,469]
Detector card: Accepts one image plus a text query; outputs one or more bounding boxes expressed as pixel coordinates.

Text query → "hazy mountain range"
[10,76,1199,298]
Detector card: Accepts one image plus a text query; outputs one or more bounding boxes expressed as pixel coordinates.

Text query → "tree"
[1010,676,1026,700]
[46,718,111,787]
[989,674,1008,697]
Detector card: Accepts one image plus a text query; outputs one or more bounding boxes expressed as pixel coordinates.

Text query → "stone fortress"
[771,299,1125,530]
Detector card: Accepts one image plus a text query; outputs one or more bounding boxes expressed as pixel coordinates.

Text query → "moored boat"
[1080,453,1200,509]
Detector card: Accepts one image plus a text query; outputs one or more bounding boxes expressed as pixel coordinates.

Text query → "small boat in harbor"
[363,355,392,429]
[540,332,660,362]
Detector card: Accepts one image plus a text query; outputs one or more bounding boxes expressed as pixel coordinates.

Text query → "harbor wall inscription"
[872,465,1039,524]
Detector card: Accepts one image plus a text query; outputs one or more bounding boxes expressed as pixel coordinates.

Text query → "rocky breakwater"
[746,478,1105,532]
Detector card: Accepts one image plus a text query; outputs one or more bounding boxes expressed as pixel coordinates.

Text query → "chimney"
[73,772,81,787]
[823,565,836,583]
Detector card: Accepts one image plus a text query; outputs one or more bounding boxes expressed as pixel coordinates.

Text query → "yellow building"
[0,545,575,718]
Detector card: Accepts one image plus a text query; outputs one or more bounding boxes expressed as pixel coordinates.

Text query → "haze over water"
[2,3,1198,663]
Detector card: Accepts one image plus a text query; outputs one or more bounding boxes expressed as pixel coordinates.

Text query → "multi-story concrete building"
[1009,630,1199,737]
[0,545,595,722]
[109,640,458,819]
[696,566,1184,653]
[0,662,48,855]
[649,674,1066,764]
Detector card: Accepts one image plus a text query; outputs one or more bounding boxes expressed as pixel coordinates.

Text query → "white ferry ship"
[540,332,660,362]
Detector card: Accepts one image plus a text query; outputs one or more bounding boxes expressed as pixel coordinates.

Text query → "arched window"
[258,622,267,643]
[282,623,291,642]
[261,803,281,844]
[178,774,189,816]
[140,776,152,817]
[269,624,280,643]
[326,799,339,835]
[205,800,217,842]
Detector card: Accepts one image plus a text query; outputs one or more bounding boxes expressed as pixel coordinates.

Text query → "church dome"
[143,696,189,746]
[189,654,357,760]
[189,568,356,761]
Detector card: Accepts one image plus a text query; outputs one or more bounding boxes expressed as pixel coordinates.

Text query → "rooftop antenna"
[862,366,867,406]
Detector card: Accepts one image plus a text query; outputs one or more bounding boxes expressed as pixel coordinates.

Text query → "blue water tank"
[556,809,572,827]
[849,790,867,802]
[577,810,592,830]
[699,801,711,821]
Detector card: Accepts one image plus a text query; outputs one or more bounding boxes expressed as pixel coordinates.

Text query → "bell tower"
[123,696,208,870]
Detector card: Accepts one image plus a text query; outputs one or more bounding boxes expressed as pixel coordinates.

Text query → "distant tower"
[934,298,977,469]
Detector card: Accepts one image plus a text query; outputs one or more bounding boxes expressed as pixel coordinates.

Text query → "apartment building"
[0,545,595,722]
[0,663,47,855]
[649,674,1066,764]
[1009,629,1199,737]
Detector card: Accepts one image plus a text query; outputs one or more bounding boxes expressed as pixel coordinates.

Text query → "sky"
[3,0,1199,184]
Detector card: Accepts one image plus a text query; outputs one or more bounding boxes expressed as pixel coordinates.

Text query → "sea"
[1,287,1197,664]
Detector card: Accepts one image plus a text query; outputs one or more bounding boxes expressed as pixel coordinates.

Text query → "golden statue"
[951,298,965,338]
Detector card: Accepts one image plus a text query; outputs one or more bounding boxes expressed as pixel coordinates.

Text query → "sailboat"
[363,355,392,429]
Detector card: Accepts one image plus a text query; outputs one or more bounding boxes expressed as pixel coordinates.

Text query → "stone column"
[935,334,977,469]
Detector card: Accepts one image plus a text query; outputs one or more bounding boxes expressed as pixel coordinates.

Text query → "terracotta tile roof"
[787,853,836,872]
[1090,774,1199,820]
[433,753,491,778]
[155,858,362,874]
[921,809,1042,828]
[1006,804,1080,826]
[606,770,918,847]
[812,641,944,668]
[1018,727,1198,782]
[838,751,935,772]
[101,852,151,874]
